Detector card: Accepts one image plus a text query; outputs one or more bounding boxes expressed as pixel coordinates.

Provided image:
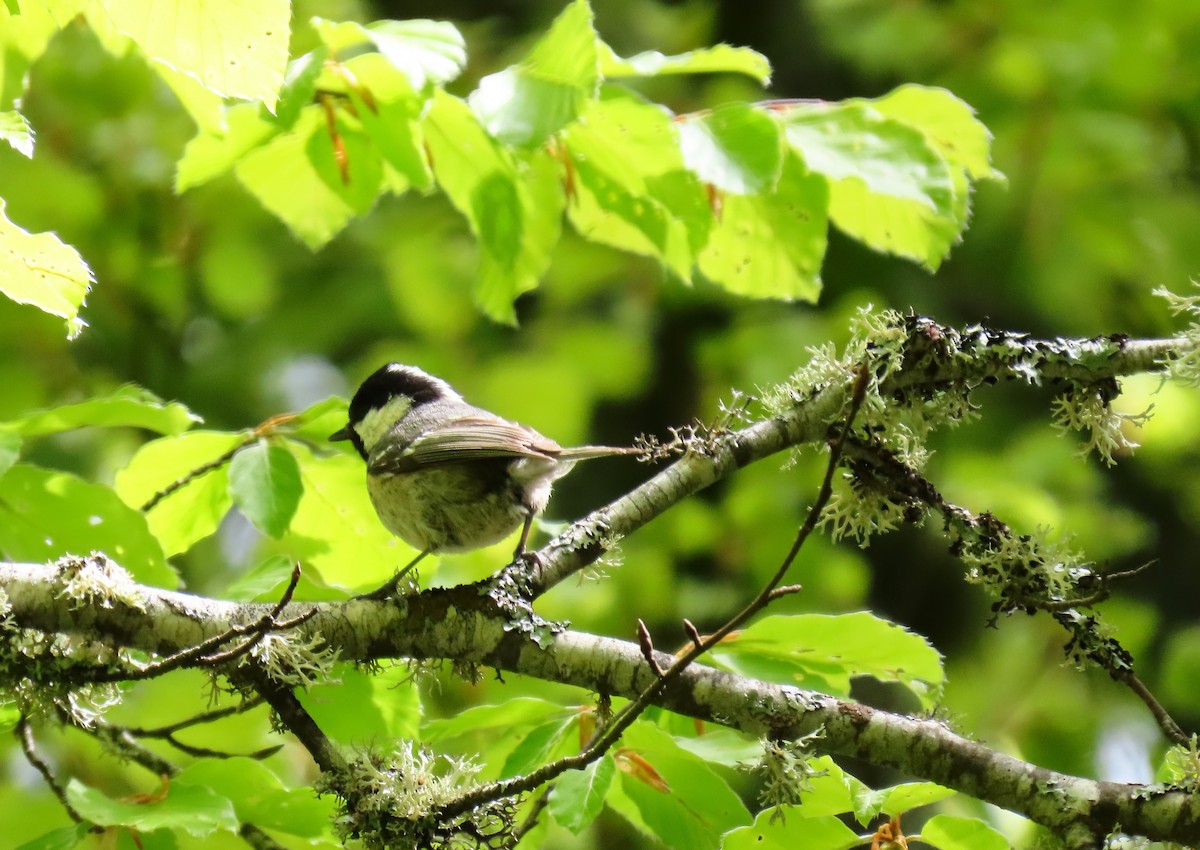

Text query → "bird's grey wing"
[367,416,561,475]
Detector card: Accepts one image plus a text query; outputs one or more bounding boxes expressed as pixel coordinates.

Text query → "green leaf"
[0,199,92,338]
[14,824,90,850]
[919,814,1011,850]
[344,56,432,190]
[311,17,466,90]
[297,664,422,744]
[677,104,783,194]
[469,0,599,147]
[721,809,858,850]
[872,84,1001,181]
[66,778,237,837]
[227,440,302,538]
[671,728,763,768]
[0,464,176,588]
[599,42,771,85]
[175,758,337,839]
[281,396,349,445]
[422,697,571,742]
[780,101,960,269]
[0,109,34,157]
[115,431,240,557]
[9,385,200,438]
[562,93,706,281]
[879,781,956,815]
[0,429,21,477]
[176,103,281,192]
[697,151,827,300]
[501,714,578,778]
[275,47,329,128]
[711,612,944,708]
[269,441,415,592]
[305,111,385,214]
[424,91,562,322]
[89,0,290,109]
[234,107,356,249]
[608,722,750,850]
[549,754,615,834]
[222,553,338,601]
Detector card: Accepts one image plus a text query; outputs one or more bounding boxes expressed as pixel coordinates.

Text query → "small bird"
[330,363,637,598]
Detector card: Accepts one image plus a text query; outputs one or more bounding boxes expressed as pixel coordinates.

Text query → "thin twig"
[140,414,298,512]
[17,715,88,826]
[1119,671,1189,747]
[123,696,266,737]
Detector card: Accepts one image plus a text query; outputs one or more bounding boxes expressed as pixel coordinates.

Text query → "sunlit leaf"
[425,91,562,322]
[0,199,91,338]
[297,664,422,745]
[234,107,356,248]
[0,430,20,477]
[779,101,960,269]
[599,42,771,85]
[90,0,290,109]
[66,778,237,837]
[14,824,91,850]
[919,814,1010,850]
[469,0,599,147]
[872,84,1001,181]
[0,109,34,157]
[227,440,302,538]
[311,17,466,90]
[711,612,944,708]
[549,754,615,833]
[9,385,200,437]
[115,431,241,557]
[175,758,337,839]
[422,697,572,742]
[722,808,858,850]
[697,151,827,300]
[678,103,783,194]
[606,722,750,850]
[0,464,176,588]
[562,93,706,281]
[176,103,281,191]
[501,714,578,778]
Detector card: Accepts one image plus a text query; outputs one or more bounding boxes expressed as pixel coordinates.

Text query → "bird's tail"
[556,445,641,461]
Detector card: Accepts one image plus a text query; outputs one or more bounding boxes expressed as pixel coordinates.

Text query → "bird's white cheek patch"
[355,396,413,451]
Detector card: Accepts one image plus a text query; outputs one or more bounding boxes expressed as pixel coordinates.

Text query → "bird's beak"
[329,425,354,442]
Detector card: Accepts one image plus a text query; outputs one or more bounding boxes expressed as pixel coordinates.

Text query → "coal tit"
[330,363,635,598]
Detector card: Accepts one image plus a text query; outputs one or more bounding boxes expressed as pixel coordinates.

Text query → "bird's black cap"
[329,364,456,452]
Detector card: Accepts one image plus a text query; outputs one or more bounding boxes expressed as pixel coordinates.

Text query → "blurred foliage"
[1,0,1199,848]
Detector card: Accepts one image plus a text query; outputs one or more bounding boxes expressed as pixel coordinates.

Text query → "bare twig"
[17,715,88,827]
[140,414,298,512]
[122,696,266,737]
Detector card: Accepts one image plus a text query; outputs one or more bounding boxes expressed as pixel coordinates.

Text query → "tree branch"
[3,560,1197,845]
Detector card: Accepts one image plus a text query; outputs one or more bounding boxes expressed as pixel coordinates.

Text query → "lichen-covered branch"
[2,559,1199,845]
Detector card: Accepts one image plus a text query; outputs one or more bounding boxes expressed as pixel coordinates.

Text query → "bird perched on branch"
[331,363,637,598]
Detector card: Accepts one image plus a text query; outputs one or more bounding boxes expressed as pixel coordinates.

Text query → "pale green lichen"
[243,632,339,688]
[56,552,146,612]
[743,730,827,815]
[1051,387,1151,465]
[1156,285,1200,387]
[323,742,514,849]
[820,484,908,547]
[1163,735,1200,792]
